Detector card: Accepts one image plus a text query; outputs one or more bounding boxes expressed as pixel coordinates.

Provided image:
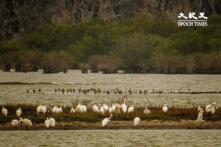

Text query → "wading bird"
[121,97,127,113]
[197,108,204,125]
[19,118,32,130]
[70,107,76,113]
[102,114,113,129]
[205,102,216,114]
[45,117,50,129]
[162,104,168,113]
[134,117,140,129]
[92,105,99,113]
[2,107,8,116]
[50,117,56,127]
[11,119,19,127]
[128,105,134,113]
[16,108,22,117]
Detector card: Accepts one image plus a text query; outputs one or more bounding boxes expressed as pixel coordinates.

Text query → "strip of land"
[1,120,221,131]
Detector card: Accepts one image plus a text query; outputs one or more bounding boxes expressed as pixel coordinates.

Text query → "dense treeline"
[0,0,221,73]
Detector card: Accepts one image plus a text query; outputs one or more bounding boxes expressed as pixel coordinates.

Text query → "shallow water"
[0,130,221,147]
[0,71,220,107]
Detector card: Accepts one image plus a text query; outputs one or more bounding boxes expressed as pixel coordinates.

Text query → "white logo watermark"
[178,12,208,26]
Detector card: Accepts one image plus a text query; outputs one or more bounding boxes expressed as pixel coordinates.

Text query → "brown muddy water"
[0,71,220,107]
[0,130,221,146]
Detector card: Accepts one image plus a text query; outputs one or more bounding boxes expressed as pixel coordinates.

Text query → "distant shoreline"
[1,120,221,131]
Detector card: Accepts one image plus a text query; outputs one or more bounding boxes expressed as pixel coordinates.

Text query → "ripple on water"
[0,73,220,107]
[1,130,221,147]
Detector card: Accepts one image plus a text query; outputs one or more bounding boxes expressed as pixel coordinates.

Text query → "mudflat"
[1,120,221,131]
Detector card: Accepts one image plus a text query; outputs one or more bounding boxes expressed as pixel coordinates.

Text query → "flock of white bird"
[1,100,217,130]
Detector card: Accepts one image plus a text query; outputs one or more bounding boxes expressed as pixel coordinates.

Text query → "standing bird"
[50,117,56,127]
[45,117,50,129]
[16,108,22,117]
[92,105,99,113]
[162,104,168,113]
[70,107,76,113]
[134,117,140,129]
[205,102,216,114]
[102,114,113,129]
[19,118,32,129]
[121,97,127,113]
[197,108,204,125]
[128,105,135,113]
[11,119,19,127]
[26,89,29,93]
[143,104,151,115]
[2,107,8,116]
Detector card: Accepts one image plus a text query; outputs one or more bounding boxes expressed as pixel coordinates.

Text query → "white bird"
[70,107,76,113]
[144,104,151,115]
[100,106,105,114]
[50,117,56,127]
[19,118,32,129]
[52,106,58,113]
[102,114,113,129]
[82,105,87,113]
[16,108,22,117]
[121,97,127,113]
[108,107,113,114]
[11,119,19,127]
[128,105,134,113]
[197,109,204,125]
[37,105,46,114]
[76,103,83,113]
[134,117,140,129]
[162,104,168,113]
[111,104,116,111]
[103,104,109,111]
[92,105,99,113]
[205,102,216,114]
[2,107,8,116]
[45,117,50,129]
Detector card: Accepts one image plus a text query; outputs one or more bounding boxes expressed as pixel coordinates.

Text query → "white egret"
[19,118,32,129]
[128,105,134,113]
[82,105,87,113]
[76,103,83,113]
[103,104,109,111]
[108,107,113,114]
[2,107,8,116]
[121,97,127,113]
[16,108,22,117]
[52,106,58,113]
[205,102,216,114]
[134,117,140,129]
[111,104,116,111]
[197,109,204,125]
[99,106,105,114]
[92,105,99,113]
[102,114,113,129]
[11,119,19,127]
[162,104,168,113]
[70,107,76,113]
[50,117,56,127]
[45,117,50,129]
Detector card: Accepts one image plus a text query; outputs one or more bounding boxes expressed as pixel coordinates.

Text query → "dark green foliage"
[0,15,221,73]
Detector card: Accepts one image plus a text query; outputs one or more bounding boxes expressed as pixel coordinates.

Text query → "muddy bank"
[1,120,221,131]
